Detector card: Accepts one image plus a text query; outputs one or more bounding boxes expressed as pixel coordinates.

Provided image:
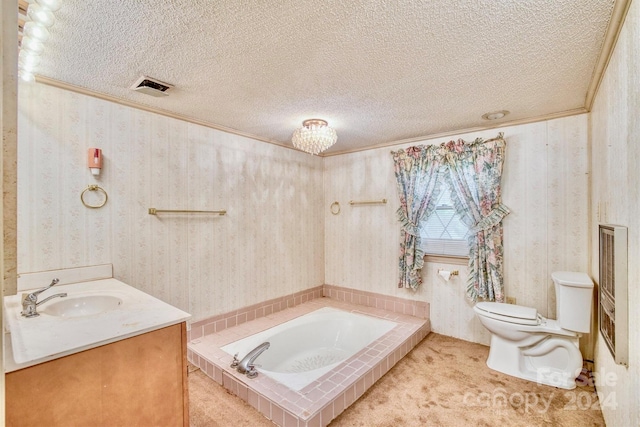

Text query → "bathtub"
[189,299,430,426]
[221,307,397,390]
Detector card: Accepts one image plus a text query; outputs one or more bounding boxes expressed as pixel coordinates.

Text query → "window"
[420,181,470,257]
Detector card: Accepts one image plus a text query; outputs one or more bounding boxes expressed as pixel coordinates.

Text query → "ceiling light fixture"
[292,119,337,155]
[482,110,510,120]
[19,0,62,83]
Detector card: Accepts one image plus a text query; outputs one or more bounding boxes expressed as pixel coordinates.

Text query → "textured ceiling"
[35,0,615,154]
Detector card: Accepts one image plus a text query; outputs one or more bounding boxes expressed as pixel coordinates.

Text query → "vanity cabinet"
[6,322,188,427]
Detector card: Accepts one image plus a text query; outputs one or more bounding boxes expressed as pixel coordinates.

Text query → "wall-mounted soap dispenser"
[88,148,102,175]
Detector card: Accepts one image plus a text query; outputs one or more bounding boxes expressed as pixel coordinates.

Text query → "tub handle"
[246,363,259,379]
[230,353,240,369]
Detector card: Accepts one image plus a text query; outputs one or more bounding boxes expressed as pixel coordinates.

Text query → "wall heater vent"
[598,224,628,366]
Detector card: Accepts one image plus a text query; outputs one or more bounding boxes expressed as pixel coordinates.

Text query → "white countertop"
[4,278,191,372]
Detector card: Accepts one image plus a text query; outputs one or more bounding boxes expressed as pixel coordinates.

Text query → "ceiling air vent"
[130,75,173,97]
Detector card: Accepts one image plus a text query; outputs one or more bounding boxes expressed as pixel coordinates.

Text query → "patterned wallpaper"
[17,83,325,322]
[589,0,640,425]
[18,83,592,347]
[324,115,590,345]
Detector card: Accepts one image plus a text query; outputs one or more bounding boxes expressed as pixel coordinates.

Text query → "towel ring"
[330,201,341,215]
[81,185,108,209]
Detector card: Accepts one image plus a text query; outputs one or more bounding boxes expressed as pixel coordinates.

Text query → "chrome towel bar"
[349,199,387,205]
[148,208,226,215]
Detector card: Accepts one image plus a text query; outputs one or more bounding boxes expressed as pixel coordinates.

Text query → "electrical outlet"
[506,297,516,305]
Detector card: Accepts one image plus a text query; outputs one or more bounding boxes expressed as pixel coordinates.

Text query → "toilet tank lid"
[551,271,594,288]
[475,302,537,320]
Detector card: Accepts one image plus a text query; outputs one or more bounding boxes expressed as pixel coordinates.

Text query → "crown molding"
[321,108,588,157]
[584,0,633,111]
[34,77,591,158]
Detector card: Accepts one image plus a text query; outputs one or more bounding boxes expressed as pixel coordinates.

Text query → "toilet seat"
[474,302,540,326]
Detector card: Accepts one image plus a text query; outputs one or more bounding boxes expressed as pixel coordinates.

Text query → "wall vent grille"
[598,224,628,366]
[130,75,173,97]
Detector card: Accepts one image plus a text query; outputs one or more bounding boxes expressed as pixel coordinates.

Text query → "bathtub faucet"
[233,342,270,378]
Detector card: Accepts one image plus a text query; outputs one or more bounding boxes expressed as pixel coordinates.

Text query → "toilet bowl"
[473,271,594,390]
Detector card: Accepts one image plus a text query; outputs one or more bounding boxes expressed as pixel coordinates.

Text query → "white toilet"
[473,271,593,389]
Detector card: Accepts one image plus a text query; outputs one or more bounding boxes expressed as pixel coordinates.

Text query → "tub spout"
[237,342,270,376]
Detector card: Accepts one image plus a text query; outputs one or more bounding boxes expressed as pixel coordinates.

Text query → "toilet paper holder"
[437,269,459,281]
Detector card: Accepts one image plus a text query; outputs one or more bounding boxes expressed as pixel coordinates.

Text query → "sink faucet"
[231,342,270,378]
[21,278,67,318]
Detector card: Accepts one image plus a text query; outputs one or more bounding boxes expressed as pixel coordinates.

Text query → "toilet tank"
[552,271,594,333]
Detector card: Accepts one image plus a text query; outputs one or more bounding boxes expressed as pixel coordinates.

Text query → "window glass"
[420,181,469,257]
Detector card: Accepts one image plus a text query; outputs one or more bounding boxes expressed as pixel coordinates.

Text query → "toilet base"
[486,334,582,390]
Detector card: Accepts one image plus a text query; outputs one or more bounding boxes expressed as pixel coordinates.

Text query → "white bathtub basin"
[41,295,123,317]
[222,307,397,390]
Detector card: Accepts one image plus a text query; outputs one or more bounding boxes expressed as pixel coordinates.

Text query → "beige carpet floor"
[189,333,606,426]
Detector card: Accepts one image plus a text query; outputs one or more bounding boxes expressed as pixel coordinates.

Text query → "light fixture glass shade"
[27,4,56,27]
[18,50,42,71]
[292,119,337,155]
[24,21,50,42]
[36,0,62,12]
[481,110,510,120]
[21,36,45,55]
[19,70,36,83]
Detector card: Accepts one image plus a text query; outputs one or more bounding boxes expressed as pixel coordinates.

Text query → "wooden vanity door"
[6,322,188,427]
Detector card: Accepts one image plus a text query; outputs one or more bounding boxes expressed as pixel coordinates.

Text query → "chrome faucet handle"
[246,363,258,379]
[21,293,39,317]
[31,278,60,297]
[230,353,240,368]
[21,292,37,304]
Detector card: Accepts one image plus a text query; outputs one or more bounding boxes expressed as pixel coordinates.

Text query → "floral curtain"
[391,145,444,289]
[442,134,510,302]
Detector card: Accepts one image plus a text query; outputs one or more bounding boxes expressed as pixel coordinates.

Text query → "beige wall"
[324,115,590,345]
[18,83,594,348]
[2,0,19,419]
[589,0,640,424]
[17,83,325,322]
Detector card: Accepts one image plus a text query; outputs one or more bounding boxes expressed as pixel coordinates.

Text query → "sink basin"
[3,278,191,367]
[42,295,123,318]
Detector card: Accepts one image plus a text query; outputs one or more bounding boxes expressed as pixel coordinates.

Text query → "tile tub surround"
[188,286,324,341]
[187,284,429,342]
[188,298,430,427]
[323,284,429,319]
